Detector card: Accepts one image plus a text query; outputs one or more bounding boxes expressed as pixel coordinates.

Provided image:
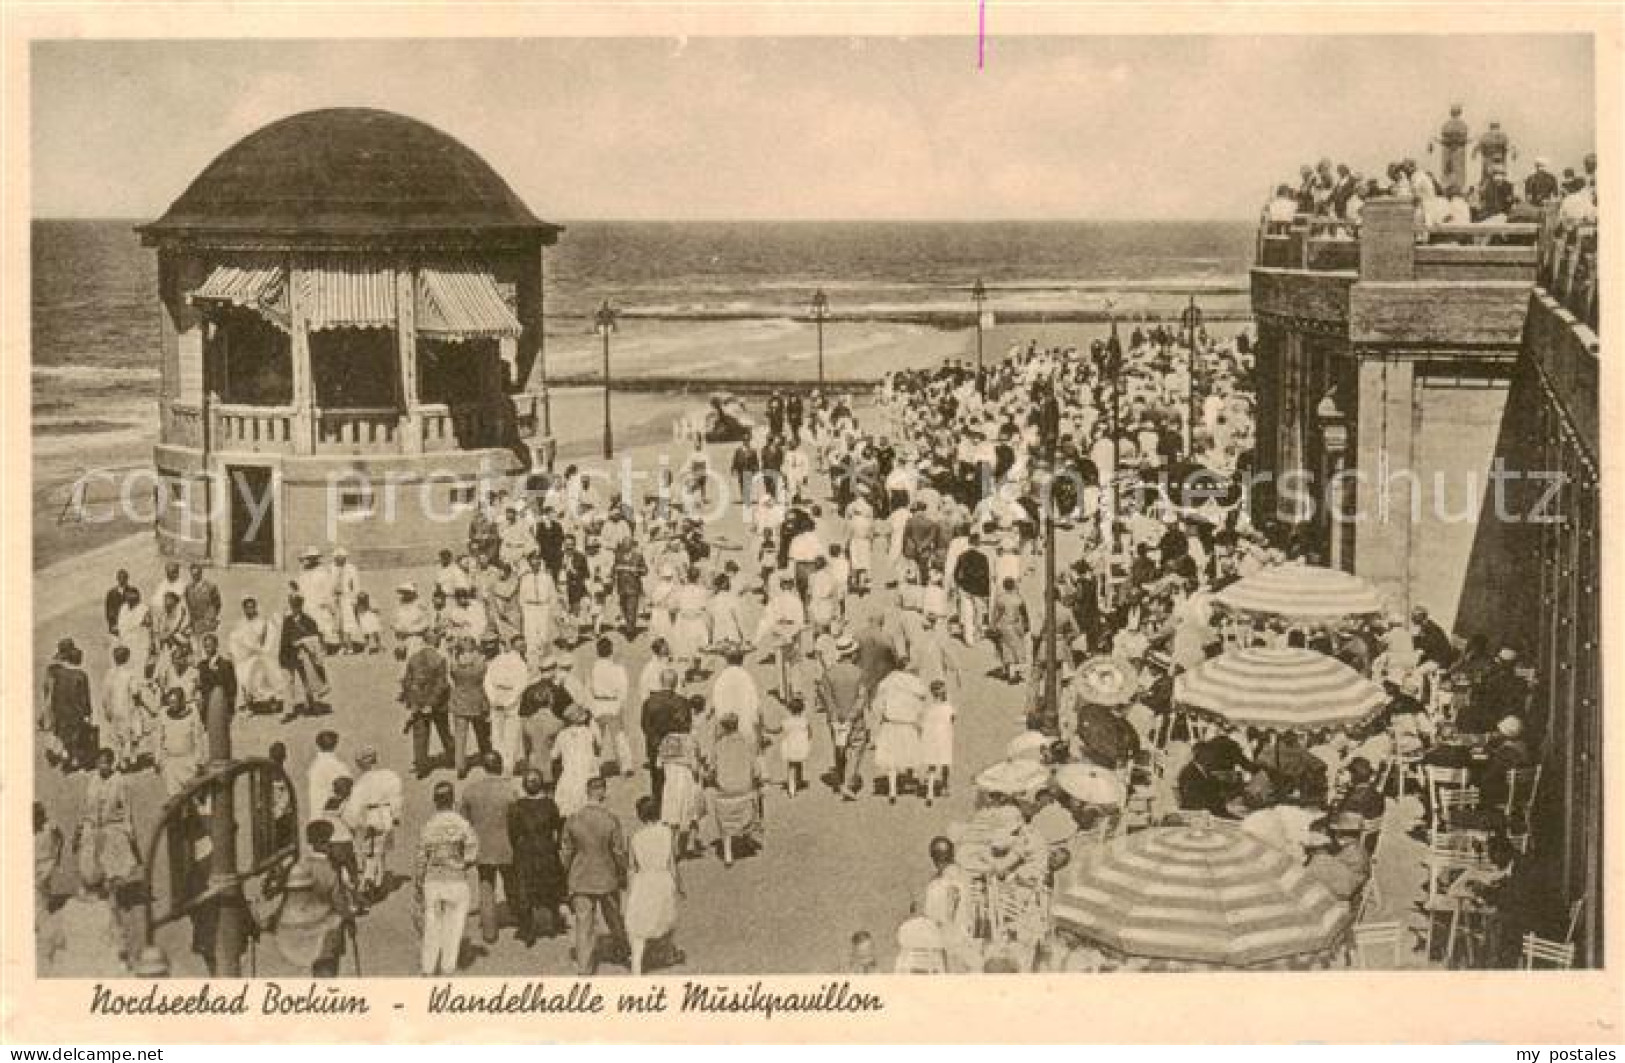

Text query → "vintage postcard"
[2,1,1621,1045]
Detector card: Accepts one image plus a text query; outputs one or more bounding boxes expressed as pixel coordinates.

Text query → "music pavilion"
[137,108,560,568]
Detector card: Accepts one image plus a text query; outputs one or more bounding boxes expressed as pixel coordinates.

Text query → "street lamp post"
[595,300,618,460]
[1181,295,1204,456]
[203,683,248,976]
[1106,301,1123,472]
[972,278,987,394]
[1316,391,1349,571]
[811,288,829,392]
[1039,382,1063,726]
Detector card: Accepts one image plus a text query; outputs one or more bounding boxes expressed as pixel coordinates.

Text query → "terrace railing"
[1256,200,1539,284]
[1536,211,1599,331]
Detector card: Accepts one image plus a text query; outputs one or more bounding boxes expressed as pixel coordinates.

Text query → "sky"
[31,35,1596,222]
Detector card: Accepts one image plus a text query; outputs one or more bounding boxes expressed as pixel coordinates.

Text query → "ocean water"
[31,218,1255,446]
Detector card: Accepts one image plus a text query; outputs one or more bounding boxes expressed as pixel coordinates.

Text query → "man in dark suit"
[640,667,692,808]
[533,508,566,580]
[560,775,628,974]
[459,752,516,945]
[1411,606,1457,670]
[400,633,453,778]
[196,633,238,717]
[730,439,760,505]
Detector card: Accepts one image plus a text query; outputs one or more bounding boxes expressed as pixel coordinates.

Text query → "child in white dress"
[919,679,957,807]
[781,697,811,797]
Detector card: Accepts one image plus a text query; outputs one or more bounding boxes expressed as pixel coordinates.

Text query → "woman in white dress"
[658,731,705,857]
[845,496,874,593]
[872,669,927,803]
[669,568,712,677]
[646,557,681,646]
[625,796,683,975]
[705,571,750,649]
[113,587,153,676]
[552,705,601,818]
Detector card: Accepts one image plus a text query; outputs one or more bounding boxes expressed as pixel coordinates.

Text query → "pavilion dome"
[140,107,558,242]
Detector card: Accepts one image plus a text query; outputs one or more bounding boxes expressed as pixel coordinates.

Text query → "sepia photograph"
[9,12,1614,1034]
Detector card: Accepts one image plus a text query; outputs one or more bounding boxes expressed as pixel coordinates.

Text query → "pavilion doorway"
[227,464,276,565]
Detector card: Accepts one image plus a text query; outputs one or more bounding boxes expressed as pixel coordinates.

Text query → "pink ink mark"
[978,0,986,68]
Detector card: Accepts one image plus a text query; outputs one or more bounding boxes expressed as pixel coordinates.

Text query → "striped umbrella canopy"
[1174,646,1387,732]
[1215,564,1384,619]
[1050,823,1352,967]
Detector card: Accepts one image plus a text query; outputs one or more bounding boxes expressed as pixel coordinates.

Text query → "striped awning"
[417,264,521,341]
[1174,646,1387,732]
[1050,823,1351,968]
[1215,563,1385,619]
[188,263,290,332]
[299,257,396,332]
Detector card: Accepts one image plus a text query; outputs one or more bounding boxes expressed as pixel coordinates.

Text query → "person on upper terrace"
[1560,174,1598,225]
[1478,164,1517,221]
[1440,185,1473,226]
[1524,158,1560,207]
[1266,185,1299,228]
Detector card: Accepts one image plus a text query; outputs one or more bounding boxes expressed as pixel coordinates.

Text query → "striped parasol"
[1174,647,1386,732]
[1050,823,1352,967]
[1215,564,1384,619]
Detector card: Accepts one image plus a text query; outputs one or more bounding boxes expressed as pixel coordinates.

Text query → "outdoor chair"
[1520,933,1575,970]
[1354,817,1386,921]
[1502,765,1542,853]
[1420,830,1489,960]
[1424,764,1474,831]
[894,946,948,974]
[1564,896,1586,946]
[1436,786,1483,833]
[1346,921,1406,970]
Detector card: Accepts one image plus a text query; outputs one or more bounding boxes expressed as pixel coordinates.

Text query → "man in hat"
[560,775,629,975]
[415,780,479,976]
[519,656,575,782]
[484,634,530,774]
[818,634,869,798]
[399,629,453,778]
[350,746,402,903]
[640,667,692,809]
[460,752,517,945]
[279,593,329,720]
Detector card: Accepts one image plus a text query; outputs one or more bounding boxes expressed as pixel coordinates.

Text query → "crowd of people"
[37,300,1551,976]
[1265,108,1598,233]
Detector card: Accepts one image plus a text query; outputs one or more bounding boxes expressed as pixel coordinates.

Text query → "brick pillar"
[1359,197,1417,282]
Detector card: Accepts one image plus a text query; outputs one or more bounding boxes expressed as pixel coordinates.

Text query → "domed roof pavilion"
[139,108,561,569]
